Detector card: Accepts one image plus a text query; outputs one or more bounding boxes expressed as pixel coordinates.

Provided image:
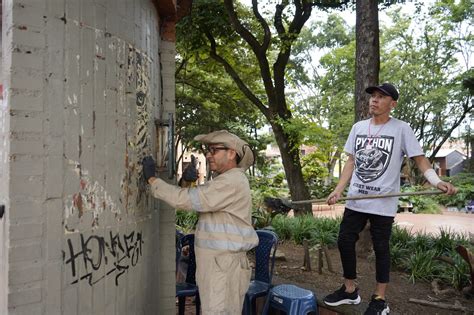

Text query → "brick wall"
[1,0,176,313]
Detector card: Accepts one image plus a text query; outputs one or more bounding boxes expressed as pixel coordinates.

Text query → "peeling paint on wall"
[120,47,153,212]
[64,160,120,224]
[63,45,154,225]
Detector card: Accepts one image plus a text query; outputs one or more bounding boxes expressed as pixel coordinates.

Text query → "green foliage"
[399,173,474,212]
[399,186,442,214]
[441,254,471,290]
[435,172,474,208]
[303,2,472,187]
[390,224,413,247]
[271,215,295,241]
[389,242,410,269]
[177,0,240,52]
[410,196,441,214]
[175,0,267,160]
[291,215,319,244]
[250,175,289,204]
[301,151,334,198]
[405,249,443,283]
[390,225,473,289]
[175,210,198,234]
[309,217,340,246]
[381,5,472,156]
[176,0,354,207]
[251,207,273,230]
[410,232,434,253]
[266,214,341,247]
[250,175,290,229]
[433,227,470,255]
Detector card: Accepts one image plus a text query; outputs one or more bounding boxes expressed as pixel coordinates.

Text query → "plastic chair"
[242,229,278,315]
[176,234,200,315]
[262,284,318,315]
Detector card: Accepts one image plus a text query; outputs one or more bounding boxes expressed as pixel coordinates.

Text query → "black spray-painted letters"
[64,231,143,286]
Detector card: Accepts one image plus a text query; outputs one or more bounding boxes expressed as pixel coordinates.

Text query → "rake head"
[263,197,293,215]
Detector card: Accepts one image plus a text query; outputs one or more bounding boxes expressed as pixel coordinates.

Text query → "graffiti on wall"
[63,46,152,285]
[121,46,153,211]
[63,230,143,286]
[64,46,154,224]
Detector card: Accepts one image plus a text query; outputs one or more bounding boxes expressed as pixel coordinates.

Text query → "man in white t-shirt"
[323,83,457,315]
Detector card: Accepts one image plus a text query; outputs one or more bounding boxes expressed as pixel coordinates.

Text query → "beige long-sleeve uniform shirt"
[151,167,258,314]
[150,167,258,252]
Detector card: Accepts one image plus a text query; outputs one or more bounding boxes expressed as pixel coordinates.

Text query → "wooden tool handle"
[291,190,443,205]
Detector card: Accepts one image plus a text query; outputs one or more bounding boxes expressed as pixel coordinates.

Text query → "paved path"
[310,204,474,236]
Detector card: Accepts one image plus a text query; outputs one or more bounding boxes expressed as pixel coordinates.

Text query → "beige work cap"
[194,130,254,170]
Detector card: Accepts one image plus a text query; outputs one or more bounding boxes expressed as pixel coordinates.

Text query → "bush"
[250,174,290,229]
[271,215,294,241]
[406,249,443,283]
[309,217,341,247]
[176,210,198,234]
[435,172,474,209]
[291,215,318,245]
[268,214,341,247]
[390,225,473,289]
[400,185,442,214]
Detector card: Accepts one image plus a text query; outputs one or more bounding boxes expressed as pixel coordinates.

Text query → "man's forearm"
[335,155,354,192]
[413,155,441,186]
[412,155,432,173]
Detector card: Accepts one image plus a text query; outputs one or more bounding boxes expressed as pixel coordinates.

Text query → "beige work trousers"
[195,248,251,315]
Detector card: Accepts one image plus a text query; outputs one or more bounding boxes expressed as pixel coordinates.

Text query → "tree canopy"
[175,0,473,202]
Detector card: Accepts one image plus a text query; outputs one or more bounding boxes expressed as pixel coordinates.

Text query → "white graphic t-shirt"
[344,117,424,217]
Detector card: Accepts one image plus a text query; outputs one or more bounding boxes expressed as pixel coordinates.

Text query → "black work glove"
[142,156,156,182]
[182,164,198,182]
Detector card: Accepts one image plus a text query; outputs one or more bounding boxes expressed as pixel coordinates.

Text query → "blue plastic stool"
[262,284,318,315]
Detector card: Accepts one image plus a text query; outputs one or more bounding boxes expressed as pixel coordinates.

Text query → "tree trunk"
[323,245,334,273]
[303,239,312,271]
[327,151,341,185]
[470,137,474,172]
[355,0,380,255]
[318,247,323,274]
[272,123,312,214]
[355,0,380,122]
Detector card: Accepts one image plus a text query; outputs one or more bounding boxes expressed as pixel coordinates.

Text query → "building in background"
[434,149,466,177]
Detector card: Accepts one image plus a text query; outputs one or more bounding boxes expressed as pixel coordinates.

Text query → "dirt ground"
[273,241,474,315]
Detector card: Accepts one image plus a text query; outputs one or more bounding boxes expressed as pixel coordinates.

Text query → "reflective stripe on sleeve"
[197,222,256,238]
[195,238,257,252]
[188,188,203,212]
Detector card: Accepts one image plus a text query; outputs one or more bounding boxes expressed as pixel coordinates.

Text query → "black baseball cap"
[365,83,399,101]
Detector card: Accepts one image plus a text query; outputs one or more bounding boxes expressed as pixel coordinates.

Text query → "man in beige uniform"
[142,130,259,314]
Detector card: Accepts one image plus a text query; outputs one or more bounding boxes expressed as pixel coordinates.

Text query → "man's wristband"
[424,169,442,187]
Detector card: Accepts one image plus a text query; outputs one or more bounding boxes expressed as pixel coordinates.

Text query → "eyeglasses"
[206,146,228,155]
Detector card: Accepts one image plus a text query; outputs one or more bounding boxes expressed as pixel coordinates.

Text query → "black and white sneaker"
[364,295,390,315]
[323,284,361,306]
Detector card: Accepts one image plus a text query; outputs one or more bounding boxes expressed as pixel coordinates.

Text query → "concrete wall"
[1,0,176,314]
